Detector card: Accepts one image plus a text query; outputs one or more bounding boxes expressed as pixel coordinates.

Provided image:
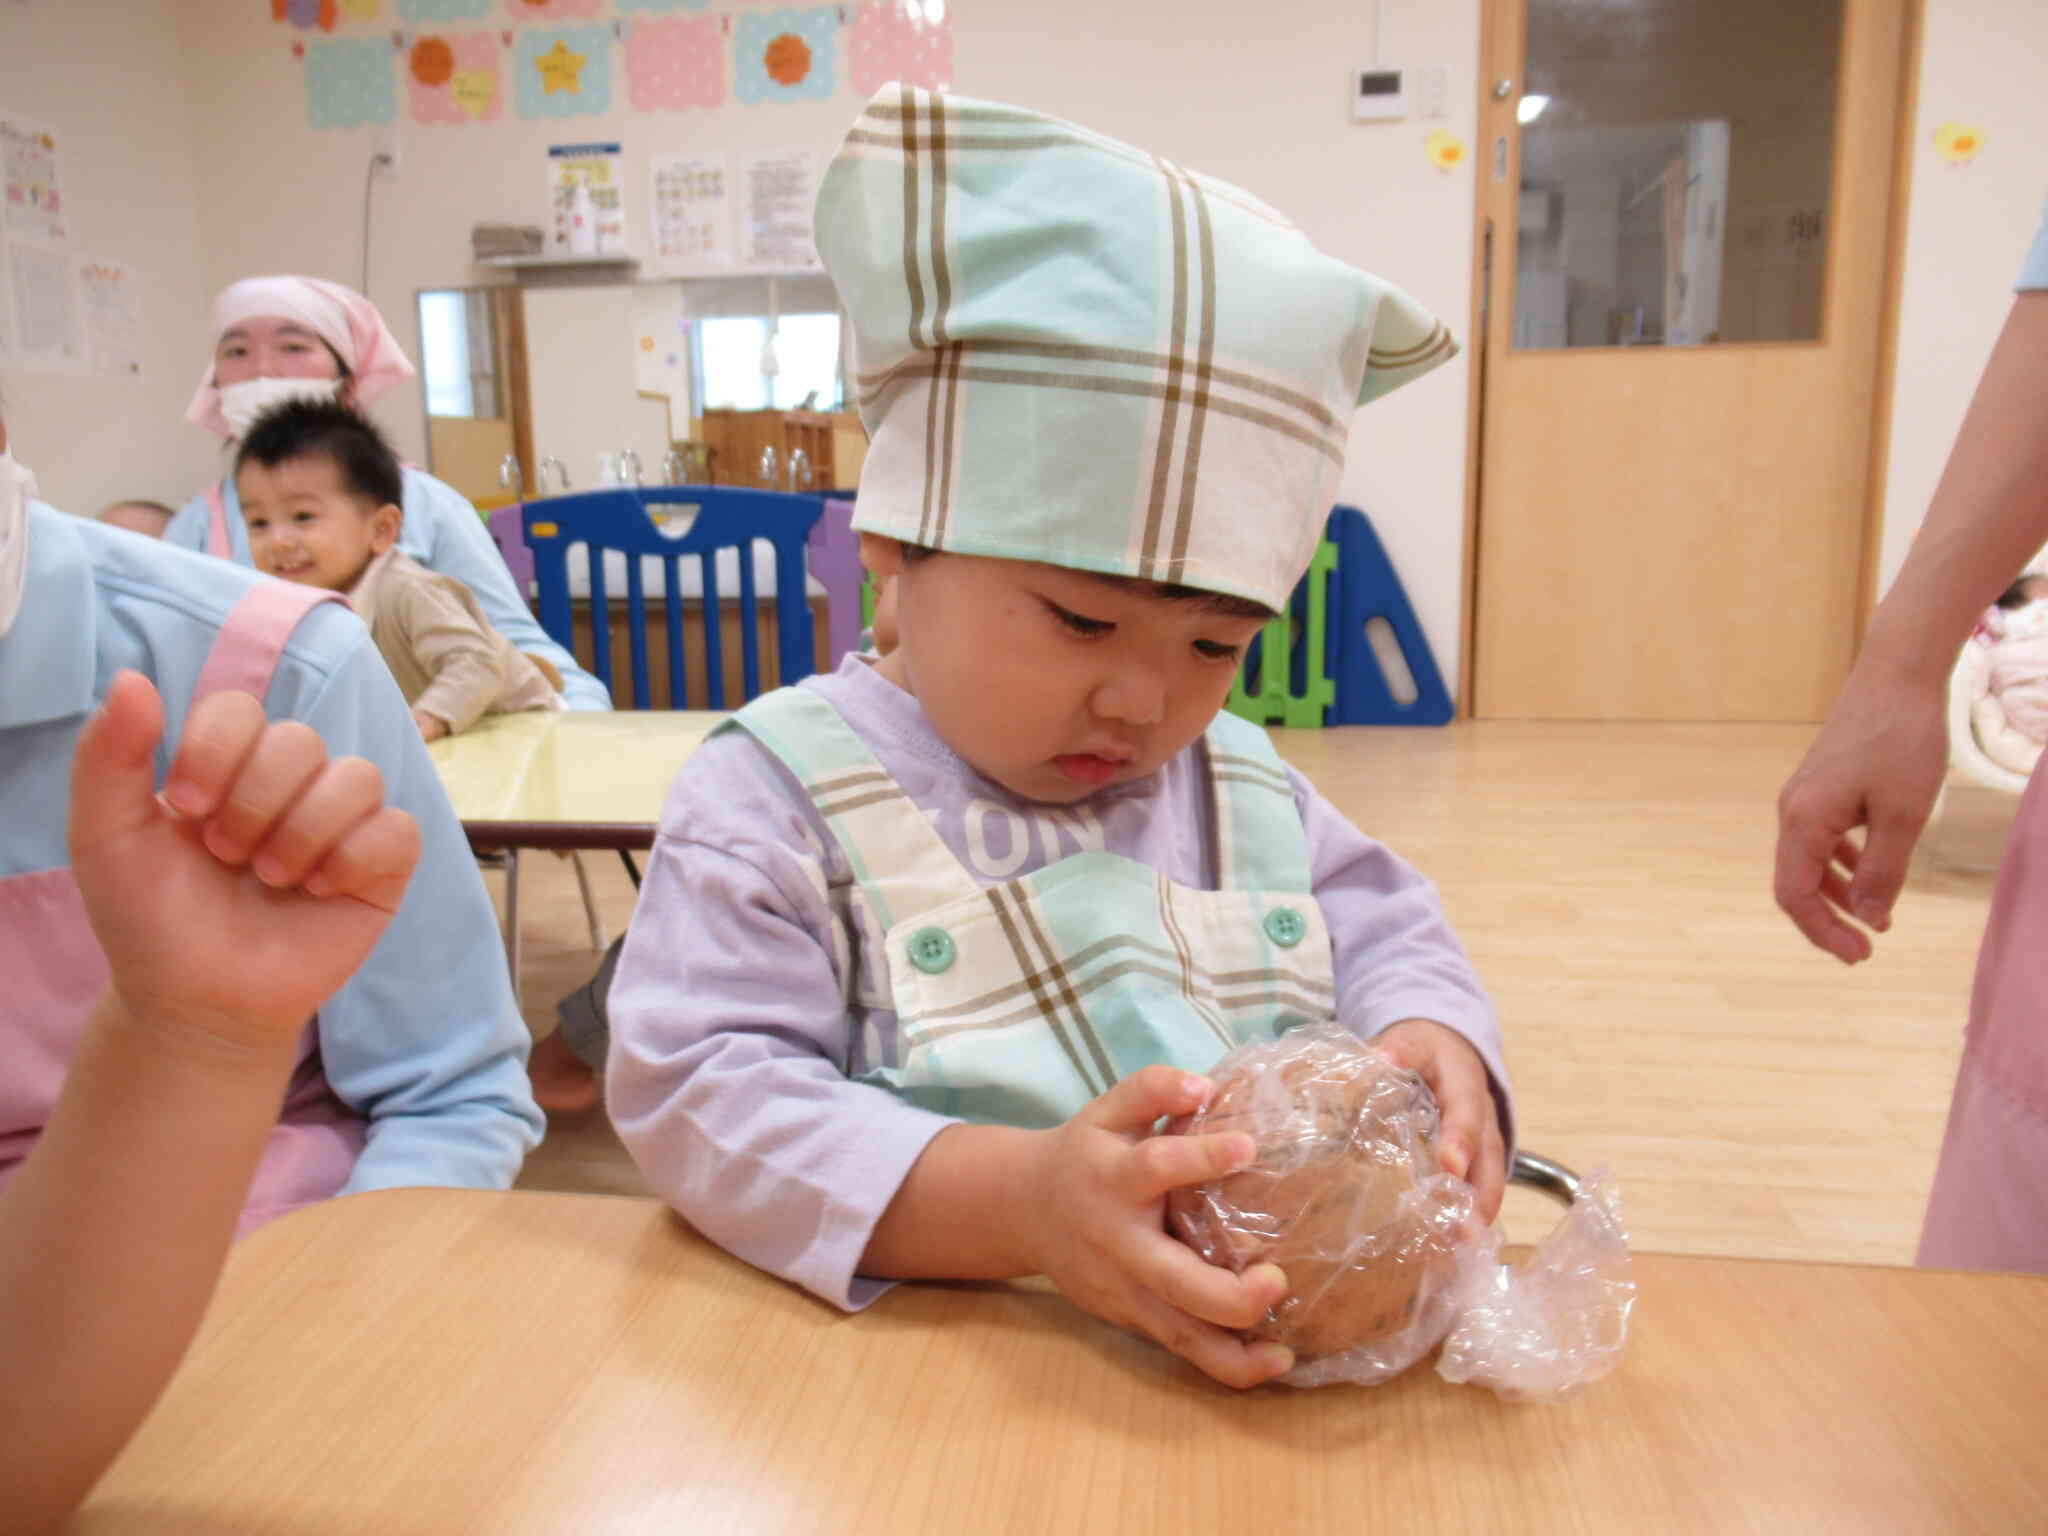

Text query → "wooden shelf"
[477,253,639,271]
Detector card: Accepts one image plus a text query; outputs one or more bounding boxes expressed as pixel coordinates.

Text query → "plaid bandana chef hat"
[818,84,1457,614]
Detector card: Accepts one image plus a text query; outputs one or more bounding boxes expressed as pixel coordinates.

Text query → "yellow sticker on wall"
[450,69,497,119]
[1426,131,1467,173]
[1934,122,1984,165]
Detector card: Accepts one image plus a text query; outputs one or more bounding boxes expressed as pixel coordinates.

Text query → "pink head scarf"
[184,276,417,438]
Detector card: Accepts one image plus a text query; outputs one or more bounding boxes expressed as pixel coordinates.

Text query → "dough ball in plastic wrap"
[1166,1025,1473,1387]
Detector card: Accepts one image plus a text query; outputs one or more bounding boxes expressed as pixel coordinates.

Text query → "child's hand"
[1371,1019,1507,1221]
[411,706,448,742]
[68,671,421,1050]
[1021,1065,1294,1390]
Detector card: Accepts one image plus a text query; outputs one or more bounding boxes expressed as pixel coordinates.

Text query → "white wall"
[0,0,220,516]
[955,0,1481,690]
[159,0,1480,676]
[523,285,672,489]
[172,6,860,476]
[8,0,2040,689]
[1876,0,2048,591]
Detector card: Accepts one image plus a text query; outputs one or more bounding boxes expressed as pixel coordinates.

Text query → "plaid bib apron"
[731,688,1338,1128]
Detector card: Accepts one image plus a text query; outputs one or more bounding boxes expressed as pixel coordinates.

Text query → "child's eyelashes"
[1046,600,1113,638]
[1193,639,1243,663]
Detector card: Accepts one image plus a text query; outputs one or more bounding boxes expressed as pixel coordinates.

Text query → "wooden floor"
[507,722,2021,1269]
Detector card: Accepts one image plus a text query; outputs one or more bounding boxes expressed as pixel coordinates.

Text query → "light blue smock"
[165,464,610,711]
[2020,199,2048,291]
[1,503,544,1195]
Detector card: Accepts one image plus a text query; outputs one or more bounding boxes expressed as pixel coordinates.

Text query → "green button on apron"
[907,926,956,974]
[730,689,1340,1129]
[1264,905,1307,947]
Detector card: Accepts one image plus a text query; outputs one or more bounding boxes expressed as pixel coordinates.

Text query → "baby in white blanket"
[1973,573,2048,776]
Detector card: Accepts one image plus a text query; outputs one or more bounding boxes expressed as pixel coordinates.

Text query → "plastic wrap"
[1434,1167,1633,1401]
[1165,1024,1634,1398]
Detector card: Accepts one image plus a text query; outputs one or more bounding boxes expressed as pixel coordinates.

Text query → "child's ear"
[857,532,907,580]
[368,502,402,555]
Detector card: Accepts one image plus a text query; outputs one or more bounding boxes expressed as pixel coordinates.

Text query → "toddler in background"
[98,499,175,538]
[237,400,560,741]
[1973,572,2048,774]
[608,86,1508,1392]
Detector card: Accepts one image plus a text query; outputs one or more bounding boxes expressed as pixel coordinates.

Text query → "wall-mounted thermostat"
[1352,67,1406,122]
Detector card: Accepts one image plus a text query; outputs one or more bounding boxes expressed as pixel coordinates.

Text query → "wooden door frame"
[1456,0,1926,722]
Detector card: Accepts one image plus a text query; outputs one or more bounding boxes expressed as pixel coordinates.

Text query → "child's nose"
[1090,663,1166,726]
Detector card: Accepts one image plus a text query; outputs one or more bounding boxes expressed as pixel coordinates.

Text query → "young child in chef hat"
[607,84,1511,1390]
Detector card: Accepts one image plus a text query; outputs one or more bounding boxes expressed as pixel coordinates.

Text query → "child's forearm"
[414,648,503,735]
[860,1122,1051,1280]
[0,992,301,1530]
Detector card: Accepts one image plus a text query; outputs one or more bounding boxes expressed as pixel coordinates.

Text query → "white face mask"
[218,375,345,438]
[0,448,34,640]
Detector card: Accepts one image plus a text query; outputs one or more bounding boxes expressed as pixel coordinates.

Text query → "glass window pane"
[418,290,474,417]
[769,312,842,411]
[698,315,771,409]
[1514,0,1843,350]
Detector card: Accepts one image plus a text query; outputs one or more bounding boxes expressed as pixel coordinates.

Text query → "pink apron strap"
[205,480,234,559]
[193,580,347,706]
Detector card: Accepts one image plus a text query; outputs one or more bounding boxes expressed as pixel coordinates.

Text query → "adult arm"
[281,607,543,1190]
[1775,289,2048,961]
[407,471,611,710]
[163,483,239,560]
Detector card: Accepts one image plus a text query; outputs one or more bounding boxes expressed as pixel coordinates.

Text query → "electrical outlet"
[374,124,401,177]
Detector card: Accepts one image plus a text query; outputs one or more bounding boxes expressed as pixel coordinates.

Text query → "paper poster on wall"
[77,257,144,378]
[650,151,732,272]
[848,0,952,93]
[5,238,84,371]
[547,141,628,256]
[2,115,68,243]
[739,147,820,270]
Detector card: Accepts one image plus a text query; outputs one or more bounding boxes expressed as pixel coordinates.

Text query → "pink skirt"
[1918,761,2048,1271]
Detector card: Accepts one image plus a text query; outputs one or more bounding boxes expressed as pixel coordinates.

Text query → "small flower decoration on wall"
[274,0,340,31]
[764,31,812,87]
[1425,131,1466,174]
[735,7,837,104]
[1933,122,1984,167]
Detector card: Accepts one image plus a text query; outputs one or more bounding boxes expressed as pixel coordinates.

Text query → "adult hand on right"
[1773,659,1949,964]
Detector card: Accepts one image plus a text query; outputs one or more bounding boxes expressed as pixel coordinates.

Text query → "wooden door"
[1470,0,1910,720]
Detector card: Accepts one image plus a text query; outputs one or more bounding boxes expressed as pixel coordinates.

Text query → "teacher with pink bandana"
[163,275,607,709]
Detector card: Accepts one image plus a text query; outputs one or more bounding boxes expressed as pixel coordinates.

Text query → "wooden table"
[428,710,723,968]
[82,1190,2048,1534]
[427,709,725,854]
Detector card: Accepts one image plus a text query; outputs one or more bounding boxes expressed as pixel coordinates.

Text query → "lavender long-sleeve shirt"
[607,655,1511,1308]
